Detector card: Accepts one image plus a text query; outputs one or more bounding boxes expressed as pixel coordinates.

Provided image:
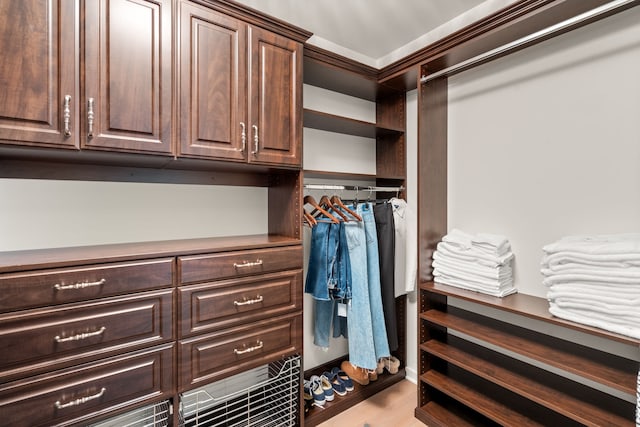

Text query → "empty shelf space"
[421,370,546,427]
[416,400,484,427]
[421,308,637,395]
[422,339,634,427]
[303,109,403,138]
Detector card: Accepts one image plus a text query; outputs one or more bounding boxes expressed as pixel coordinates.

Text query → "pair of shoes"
[340,360,370,386]
[378,356,401,374]
[331,367,354,392]
[310,374,334,402]
[322,370,347,396]
[304,379,325,406]
[368,369,378,382]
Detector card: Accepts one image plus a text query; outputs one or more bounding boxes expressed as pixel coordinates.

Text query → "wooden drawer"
[179,312,301,390]
[0,289,173,383]
[179,270,302,337]
[0,258,174,313]
[0,344,174,427]
[178,245,302,284]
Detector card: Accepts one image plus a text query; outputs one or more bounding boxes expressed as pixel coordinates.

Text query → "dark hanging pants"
[373,202,398,351]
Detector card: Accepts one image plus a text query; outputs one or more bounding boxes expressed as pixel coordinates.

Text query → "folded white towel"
[548,304,640,340]
[550,297,640,323]
[543,233,640,256]
[434,275,517,297]
[433,266,513,288]
[548,283,640,300]
[542,272,640,286]
[432,257,512,280]
[541,267,640,281]
[543,251,640,270]
[471,232,511,256]
[436,242,514,267]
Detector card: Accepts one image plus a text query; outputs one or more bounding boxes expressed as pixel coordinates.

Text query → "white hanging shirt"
[390,197,417,296]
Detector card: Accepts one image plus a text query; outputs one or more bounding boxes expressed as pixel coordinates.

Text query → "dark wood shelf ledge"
[303,109,404,139]
[420,308,637,396]
[422,339,634,426]
[421,281,640,346]
[415,401,479,427]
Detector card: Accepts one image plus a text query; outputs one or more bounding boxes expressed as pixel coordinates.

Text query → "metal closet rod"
[420,0,636,84]
[304,184,404,192]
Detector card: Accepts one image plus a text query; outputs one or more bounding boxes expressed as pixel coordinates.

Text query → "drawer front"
[179,245,302,284]
[0,258,174,313]
[0,289,173,382]
[179,313,301,390]
[0,344,174,427]
[179,270,302,337]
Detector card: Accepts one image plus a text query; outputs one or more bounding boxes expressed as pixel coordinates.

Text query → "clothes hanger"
[330,194,362,221]
[303,209,317,227]
[304,195,339,223]
[318,194,350,222]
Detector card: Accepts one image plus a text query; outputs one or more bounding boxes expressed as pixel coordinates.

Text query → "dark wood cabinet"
[0,0,77,149]
[83,0,172,154]
[178,0,302,166]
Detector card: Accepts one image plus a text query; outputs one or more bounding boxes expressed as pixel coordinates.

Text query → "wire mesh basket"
[180,355,301,427]
[88,399,171,427]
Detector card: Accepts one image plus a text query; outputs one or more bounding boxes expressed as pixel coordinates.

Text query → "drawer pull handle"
[55,326,106,343]
[63,95,72,137]
[54,278,106,290]
[234,340,263,355]
[234,295,264,306]
[55,387,106,409]
[233,259,263,269]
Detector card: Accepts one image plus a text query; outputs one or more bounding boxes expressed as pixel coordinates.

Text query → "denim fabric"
[343,216,377,369]
[306,221,352,347]
[360,203,391,360]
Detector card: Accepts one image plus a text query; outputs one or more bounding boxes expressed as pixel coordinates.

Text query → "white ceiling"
[234,0,517,68]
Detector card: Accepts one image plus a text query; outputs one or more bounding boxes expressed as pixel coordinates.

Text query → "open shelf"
[304,109,404,139]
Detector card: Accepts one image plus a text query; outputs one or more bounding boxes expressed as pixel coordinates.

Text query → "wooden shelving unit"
[303,109,404,139]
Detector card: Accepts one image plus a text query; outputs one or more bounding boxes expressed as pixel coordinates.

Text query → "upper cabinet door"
[83,0,172,154]
[248,27,302,167]
[178,1,247,161]
[0,0,78,149]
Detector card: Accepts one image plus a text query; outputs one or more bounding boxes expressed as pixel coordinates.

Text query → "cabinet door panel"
[248,27,301,166]
[0,0,77,148]
[83,0,172,154]
[179,1,246,160]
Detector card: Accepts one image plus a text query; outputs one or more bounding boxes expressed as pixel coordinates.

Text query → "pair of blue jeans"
[345,203,391,369]
[305,220,351,347]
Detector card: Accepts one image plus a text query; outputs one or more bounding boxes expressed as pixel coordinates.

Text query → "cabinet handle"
[63,95,72,137]
[233,259,263,268]
[54,326,106,343]
[234,295,264,306]
[251,125,259,155]
[87,97,95,138]
[54,387,106,409]
[240,122,246,151]
[54,278,106,291]
[234,340,263,355]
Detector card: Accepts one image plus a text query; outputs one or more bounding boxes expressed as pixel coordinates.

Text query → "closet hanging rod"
[420,0,636,84]
[304,184,404,192]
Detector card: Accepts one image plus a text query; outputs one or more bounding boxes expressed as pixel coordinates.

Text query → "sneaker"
[368,369,378,382]
[331,367,354,392]
[340,360,370,386]
[304,379,325,406]
[323,370,347,396]
[311,374,334,402]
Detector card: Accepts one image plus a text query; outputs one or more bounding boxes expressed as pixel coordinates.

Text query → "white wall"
[0,180,267,251]
[447,6,640,298]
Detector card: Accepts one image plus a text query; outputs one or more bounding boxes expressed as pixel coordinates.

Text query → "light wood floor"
[317,379,425,427]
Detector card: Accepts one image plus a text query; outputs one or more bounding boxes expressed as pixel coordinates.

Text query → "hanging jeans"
[305,221,351,347]
[374,202,398,352]
[345,203,391,369]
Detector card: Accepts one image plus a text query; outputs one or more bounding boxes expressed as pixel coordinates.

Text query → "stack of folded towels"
[541,233,640,340]
[432,229,517,297]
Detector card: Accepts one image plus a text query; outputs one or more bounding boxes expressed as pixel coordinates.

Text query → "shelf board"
[422,339,634,427]
[421,282,640,346]
[304,368,406,427]
[421,308,637,396]
[303,109,404,139]
[421,370,545,427]
[415,401,479,427]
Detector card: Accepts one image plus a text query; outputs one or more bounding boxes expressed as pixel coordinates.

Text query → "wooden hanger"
[318,195,350,222]
[304,195,339,223]
[303,209,317,227]
[330,194,362,221]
